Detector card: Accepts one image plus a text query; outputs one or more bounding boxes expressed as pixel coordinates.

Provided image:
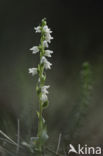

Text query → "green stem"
[37,22,46,152]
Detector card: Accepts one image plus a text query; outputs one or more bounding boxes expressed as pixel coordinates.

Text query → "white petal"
[41,85,50,94]
[41,56,52,70]
[40,94,48,102]
[44,61,52,70]
[45,50,53,57]
[28,68,37,76]
[34,26,41,33]
[43,25,52,34]
[45,33,53,43]
[41,56,46,64]
[30,46,39,54]
[43,40,48,48]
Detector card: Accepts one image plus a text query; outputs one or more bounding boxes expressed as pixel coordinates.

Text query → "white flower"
[34,26,41,33]
[43,25,53,43]
[43,25,52,34]
[30,46,39,54]
[40,85,50,102]
[40,94,48,102]
[41,85,50,94]
[45,33,53,43]
[45,50,53,57]
[28,68,37,76]
[41,56,52,70]
[43,40,48,48]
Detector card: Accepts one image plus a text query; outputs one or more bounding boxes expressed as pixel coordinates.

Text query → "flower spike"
[29,18,53,152]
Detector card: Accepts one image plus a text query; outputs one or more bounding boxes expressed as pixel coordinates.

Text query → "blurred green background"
[0,0,103,148]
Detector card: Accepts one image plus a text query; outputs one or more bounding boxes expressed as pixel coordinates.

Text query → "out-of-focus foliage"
[63,62,93,150]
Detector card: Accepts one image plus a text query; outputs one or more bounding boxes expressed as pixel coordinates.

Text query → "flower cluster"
[29,19,53,105]
[28,18,53,151]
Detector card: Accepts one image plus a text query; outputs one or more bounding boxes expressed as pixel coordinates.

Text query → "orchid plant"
[0,18,94,156]
[28,18,53,153]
